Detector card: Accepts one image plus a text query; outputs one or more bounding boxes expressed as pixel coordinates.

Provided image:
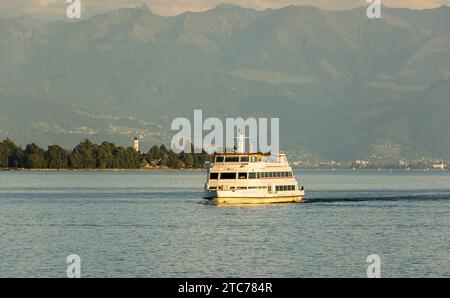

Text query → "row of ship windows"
[209,185,296,191]
[215,156,258,163]
[275,185,296,191]
[209,172,293,180]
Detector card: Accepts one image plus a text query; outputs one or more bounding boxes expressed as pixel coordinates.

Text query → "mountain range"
[0,4,449,161]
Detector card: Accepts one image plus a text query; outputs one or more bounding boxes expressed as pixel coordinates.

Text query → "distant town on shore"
[293,159,448,171]
[0,137,448,171]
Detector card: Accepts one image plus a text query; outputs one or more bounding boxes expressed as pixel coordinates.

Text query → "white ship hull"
[204,189,305,205]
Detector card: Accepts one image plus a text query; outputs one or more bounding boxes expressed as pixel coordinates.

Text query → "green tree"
[23,143,46,169]
[146,145,161,160]
[126,147,142,168]
[167,154,183,169]
[1,139,24,168]
[193,150,210,168]
[69,139,97,169]
[159,145,169,156]
[95,142,115,169]
[182,152,195,168]
[0,142,7,168]
[1,138,208,170]
[160,152,169,167]
[45,145,69,169]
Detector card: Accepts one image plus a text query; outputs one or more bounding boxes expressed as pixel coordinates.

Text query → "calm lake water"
[0,170,449,278]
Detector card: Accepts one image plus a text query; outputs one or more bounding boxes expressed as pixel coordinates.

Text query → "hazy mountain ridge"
[0,5,449,160]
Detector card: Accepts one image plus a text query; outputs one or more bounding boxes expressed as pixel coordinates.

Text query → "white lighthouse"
[132,137,140,152]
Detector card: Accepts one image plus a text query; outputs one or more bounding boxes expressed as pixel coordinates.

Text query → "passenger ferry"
[203,136,305,205]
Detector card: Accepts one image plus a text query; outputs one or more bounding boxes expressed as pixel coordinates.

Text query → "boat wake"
[303,193,450,204]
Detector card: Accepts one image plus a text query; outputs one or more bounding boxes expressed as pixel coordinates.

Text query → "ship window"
[276,172,281,177]
[240,156,249,163]
[269,172,274,178]
[256,172,261,178]
[215,156,224,163]
[225,156,240,163]
[238,172,248,179]
[220,173,236,180]
[250,156,257,162]
[237,187,247,190]
[209,187,217,190]
[209,173,219,180]
[249,172,257,179]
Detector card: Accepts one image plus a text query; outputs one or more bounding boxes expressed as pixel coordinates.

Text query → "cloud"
[0,0,449,19]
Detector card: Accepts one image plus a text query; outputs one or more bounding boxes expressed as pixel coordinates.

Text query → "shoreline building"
[132,137,140,152]
[432,162,445,170]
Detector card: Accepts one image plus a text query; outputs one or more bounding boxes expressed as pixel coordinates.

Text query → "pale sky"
[1,0,449,20]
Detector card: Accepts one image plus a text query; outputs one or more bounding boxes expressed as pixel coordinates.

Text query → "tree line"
[0,138,210,170]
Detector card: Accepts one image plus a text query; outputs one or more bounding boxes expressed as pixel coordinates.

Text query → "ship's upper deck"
[205,152,291,170]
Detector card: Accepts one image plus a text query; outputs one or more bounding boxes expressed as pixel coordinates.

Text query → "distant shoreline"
[0,168,206,172]
[1,168,448,173]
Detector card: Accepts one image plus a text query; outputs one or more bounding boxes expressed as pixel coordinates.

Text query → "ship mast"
[234,133,250,153]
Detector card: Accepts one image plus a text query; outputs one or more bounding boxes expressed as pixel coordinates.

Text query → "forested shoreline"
[0,138,210,170]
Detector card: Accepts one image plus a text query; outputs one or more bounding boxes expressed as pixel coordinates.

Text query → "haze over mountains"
[0,4,449,161]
